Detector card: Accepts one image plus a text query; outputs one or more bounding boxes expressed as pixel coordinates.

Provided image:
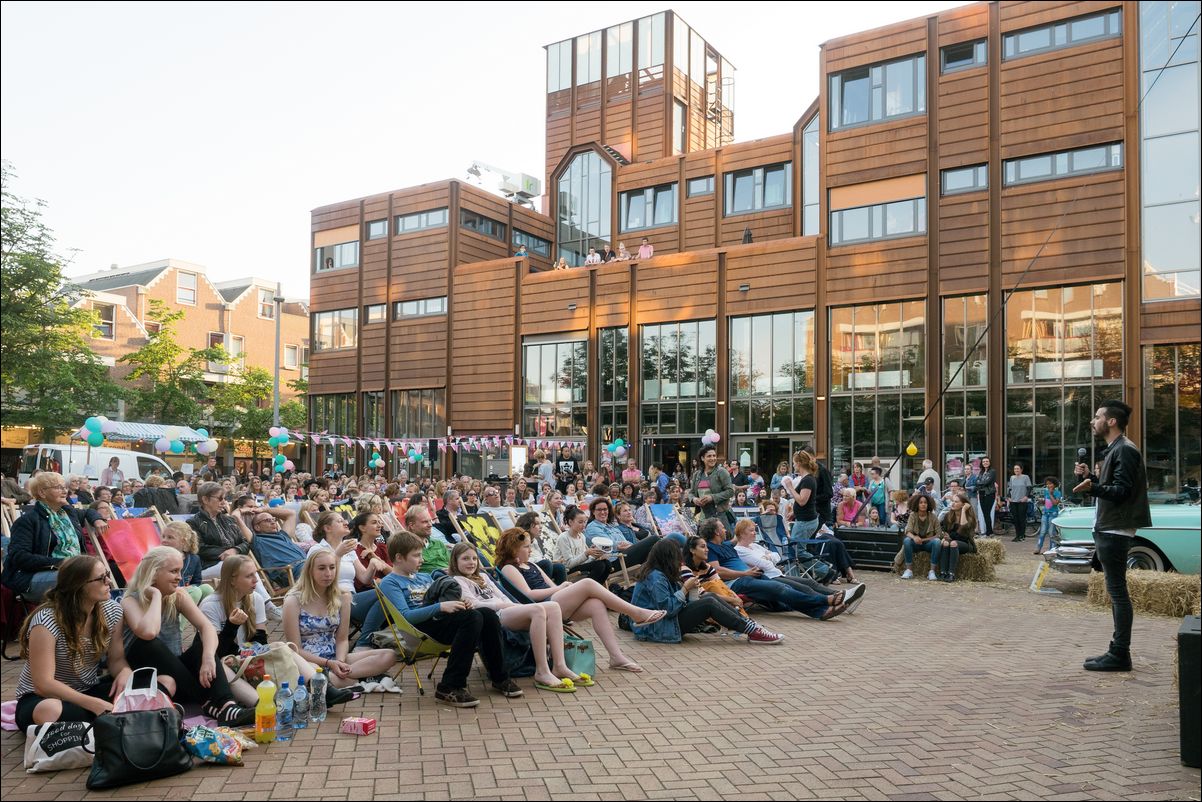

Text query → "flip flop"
[534,679,577,693]
[572,673,595,687]
[636,610,667,625]
[820,603,848,621]
[608,660,644,673]
[830,590,846,606]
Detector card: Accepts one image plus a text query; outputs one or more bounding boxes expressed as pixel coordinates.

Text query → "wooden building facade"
[310,1,1200,496]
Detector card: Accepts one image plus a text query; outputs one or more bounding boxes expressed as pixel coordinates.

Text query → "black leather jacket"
[1084,435,1152,532]
[2,503,102,594]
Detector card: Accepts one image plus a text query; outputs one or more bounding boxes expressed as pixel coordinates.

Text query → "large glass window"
[557,151,613,265]
[391,388,446,439]
[1003,143,1123,185]
[620,183,678,232]
[729,311,815,434]
[523,339,588,438]
[460,210,506,242]
[313,308,358,352]
[547,40,572,93]
[314,241,359,272]
[576,31,602,85]
[723,163,792,216]
[607,22,633,78]
[641,320,717,436]
[942,295,989,479]
[1143,343,1201,500]
[830,197,926,245]
[1141,1,1201,301]
[1003,8,1122,60]
[829,54,926,131]
[829,301,926,486]
[513,229,552,257]
[673,100,686,155]
[363,391,385,439]
[395,208,448,234]
[311,393,357,468]
[802,116,820,235]
[637,12,665,86]
[599,327,629,444]
[1005,283,1123,492]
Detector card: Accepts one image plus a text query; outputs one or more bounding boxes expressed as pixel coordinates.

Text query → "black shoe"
[435,687,480,708]
[491,679,524,698]
[206,701,255,726]
[1084,651,1132,672]
[326,685,357,707]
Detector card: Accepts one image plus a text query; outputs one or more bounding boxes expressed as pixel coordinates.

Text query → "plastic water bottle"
[309,668,328,723]
[275,682,294,742]
[254,675,277,744]
[292,679,310,729]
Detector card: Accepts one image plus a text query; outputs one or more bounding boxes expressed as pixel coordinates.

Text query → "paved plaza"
[3,540,1199,801]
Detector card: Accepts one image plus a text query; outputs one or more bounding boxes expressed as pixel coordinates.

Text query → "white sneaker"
[901,569,913,579]
[358,680,381,693]
[927,570,937,581]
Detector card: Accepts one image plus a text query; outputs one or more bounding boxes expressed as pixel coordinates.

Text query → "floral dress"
[298,608,341,660]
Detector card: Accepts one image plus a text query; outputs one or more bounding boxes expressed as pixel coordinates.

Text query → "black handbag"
[86,707,193,789]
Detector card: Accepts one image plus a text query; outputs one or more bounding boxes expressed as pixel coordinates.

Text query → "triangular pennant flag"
[310,433,321,445]
[341,436,354,448]
[438,442,447,453]
[451,442,460,453]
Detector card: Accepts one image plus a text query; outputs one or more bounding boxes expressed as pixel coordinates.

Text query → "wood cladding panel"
[635,255,718,322]
[360,326,386,388]
[390,230,449,301]
[635,93,665,161]
[519,270,591,334]
[999,38,1124,158]
[450,260,516,431]
[725,240,818,317]
[825,238,928,304]
[1141,300,1202,344]
[576,105,602,145]
[361,248,389,305]
[825,18,928,72]
[688,82,706,153]
[389,317,447,389]
[616,157,679,192]
[827,117,928,187]
[937,193,990,294]
[311,202,359,232]
[999,173,1125,285]
[308,351,358,394]
[937,69,989,168]
[547,115,572,187]
[937,4,989,40]
[720,209,793,246]
[393,184,450,216]
[719,135,793,174]
[459,186,511,221]
[594,265,631,329]
[605,100,633,159]
[998,0,1120,31]
[309,268,358,312]
[683,195,716,251]
[456,230,510,267]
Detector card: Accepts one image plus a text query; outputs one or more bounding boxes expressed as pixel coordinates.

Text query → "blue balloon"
[84,416,103,432]
[268,497,284,507]
[195,428,209,438]
[274,454,286,465]
[86,431,104,447]
[169,440,185,454]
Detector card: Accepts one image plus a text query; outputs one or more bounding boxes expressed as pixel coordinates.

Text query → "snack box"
[339,716,377,736]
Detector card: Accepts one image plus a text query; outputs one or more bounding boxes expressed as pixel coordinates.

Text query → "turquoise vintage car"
[1046,505,1201,574]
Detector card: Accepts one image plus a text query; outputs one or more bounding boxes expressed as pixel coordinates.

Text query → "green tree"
[0,163,122,437]
[279,399,307,431]
[209,365,272,460]
[119,299,226,423]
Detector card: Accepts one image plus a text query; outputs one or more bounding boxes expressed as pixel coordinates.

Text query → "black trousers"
[1095,531,1133,652]
[125,635,234,708]
[979,494,996,535]
[608,535,661,574]
[571,560,612,584]
[1010,501,1030,540]
[677,595,752,635]
[16,678,114,730]
[938,537,976,575]
[536,559,567,584]
[416,608,508,692]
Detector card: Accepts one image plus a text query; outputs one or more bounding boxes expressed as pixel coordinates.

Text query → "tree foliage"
[119,299,226,423]
[0,162,123,436]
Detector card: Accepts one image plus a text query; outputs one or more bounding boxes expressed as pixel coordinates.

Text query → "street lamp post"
[272,282,282,427]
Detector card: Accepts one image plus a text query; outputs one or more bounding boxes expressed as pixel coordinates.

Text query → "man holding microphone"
[1073,400,1151,672]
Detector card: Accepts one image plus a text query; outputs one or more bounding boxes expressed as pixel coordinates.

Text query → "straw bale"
[975,537,1005,564]
[892,548,996,582]
[1086,569,1201,618]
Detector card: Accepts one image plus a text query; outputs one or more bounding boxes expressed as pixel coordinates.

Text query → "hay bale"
[1086,570,1201,618]
[891,548,996,581]
[975,537,1005,565]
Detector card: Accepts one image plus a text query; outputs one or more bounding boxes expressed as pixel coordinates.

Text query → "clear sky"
[2,1,967,296]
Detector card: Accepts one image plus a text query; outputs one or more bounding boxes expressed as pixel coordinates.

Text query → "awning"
[72,422,209,444]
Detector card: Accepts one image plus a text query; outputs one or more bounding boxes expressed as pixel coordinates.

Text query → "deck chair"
[247,549,299,604]
[493,569,585,640]
[459,512,503,568]
[373,580,451,696]
[98,516,163,587]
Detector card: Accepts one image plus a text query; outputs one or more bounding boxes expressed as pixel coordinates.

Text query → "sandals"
[635,610,667,625]
[608,660,644,673]
[820,603,848,621]
[573,673,595,687]
[830,591,846,606]
[535,679,577,693]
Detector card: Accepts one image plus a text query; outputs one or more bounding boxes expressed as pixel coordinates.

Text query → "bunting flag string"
[283,429,586,461]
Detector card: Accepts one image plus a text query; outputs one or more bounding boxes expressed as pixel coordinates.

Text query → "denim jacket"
[630,569,687,643]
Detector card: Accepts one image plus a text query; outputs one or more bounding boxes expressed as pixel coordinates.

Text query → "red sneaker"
[747,626,784,644]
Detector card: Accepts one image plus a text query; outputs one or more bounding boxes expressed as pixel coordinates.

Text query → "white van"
[18,444,173,486]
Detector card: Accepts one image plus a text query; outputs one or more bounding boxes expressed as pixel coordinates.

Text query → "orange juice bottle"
[254,674,277,743]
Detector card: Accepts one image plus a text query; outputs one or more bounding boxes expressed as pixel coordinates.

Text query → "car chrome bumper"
[1044,542,1095,574]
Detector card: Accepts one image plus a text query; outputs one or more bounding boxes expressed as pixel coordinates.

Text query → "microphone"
[1077,448,1088,461]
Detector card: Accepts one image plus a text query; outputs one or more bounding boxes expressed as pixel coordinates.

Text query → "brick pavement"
[3,539,1199,800]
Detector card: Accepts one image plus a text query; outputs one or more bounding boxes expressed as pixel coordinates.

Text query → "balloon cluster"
[268,427,295,473]
[604,438,627,459]
[369,451,386,470]
[152,425,209,456]
[79,416,118,447]
[701,428,722,446]
[192,428,219,456]
[407,449,424,464]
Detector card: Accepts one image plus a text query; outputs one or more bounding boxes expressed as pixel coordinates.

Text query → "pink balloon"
[269,426,282,438]
[710,433,721,443]
[283,460,295,471]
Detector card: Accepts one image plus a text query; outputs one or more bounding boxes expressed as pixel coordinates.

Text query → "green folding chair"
[373,580,451,696]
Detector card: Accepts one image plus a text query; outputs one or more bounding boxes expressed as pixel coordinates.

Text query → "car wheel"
[1126,542,1166,572]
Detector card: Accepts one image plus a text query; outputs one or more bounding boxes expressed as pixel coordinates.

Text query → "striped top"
[15,600,124,700]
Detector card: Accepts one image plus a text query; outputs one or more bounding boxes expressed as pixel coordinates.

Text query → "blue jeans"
[902,537,942,569]
[1036,512,1058,551]
[873,501,889,526]
[790,518,819,544]
[352,589,384,648]
[728,575,828,618]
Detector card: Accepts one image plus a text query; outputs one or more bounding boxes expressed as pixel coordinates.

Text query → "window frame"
[313,308,359,353]
[459,209,508,242]
[686,176,715,197]
[620,182,679,233]
[829,53,927,132]
[513,228,552,257]
[314,241,359,273]
[258,288,275,320]
[92,303,116,340]
[366,219,388,240]
[829,197,928,246]
[284,344,299,370]
[940,39,987,73]
[1003,8,1123,61]
[394,207,448,236]
[392,296,448,320]
[1003,143,1124,186]
[722,163,793,217]
[364,304,386,325]
[940,164,990,196]
[176,271,197,306]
